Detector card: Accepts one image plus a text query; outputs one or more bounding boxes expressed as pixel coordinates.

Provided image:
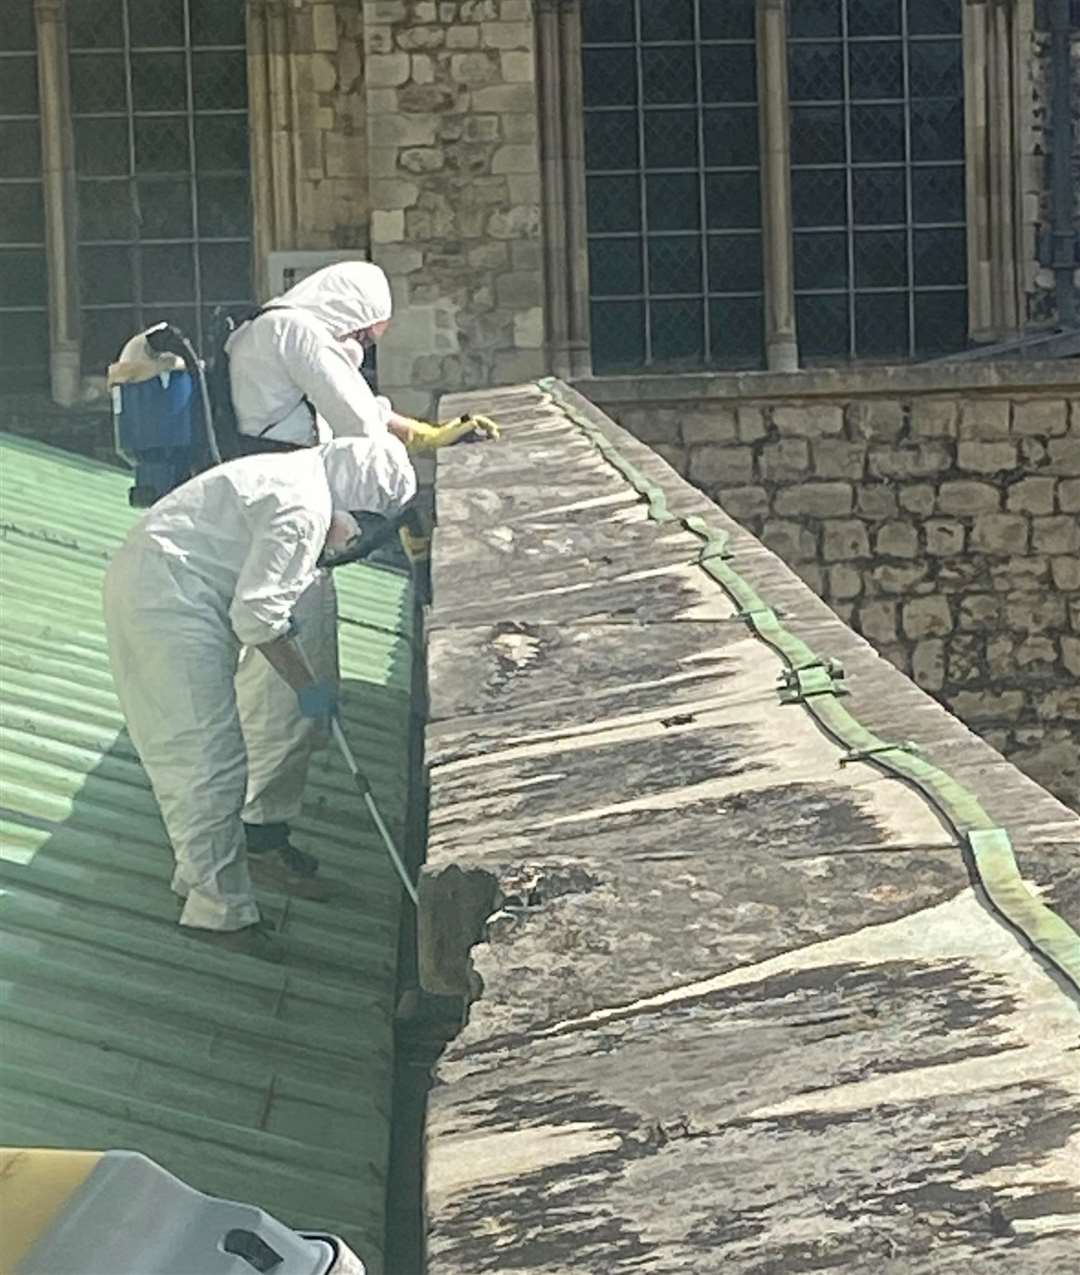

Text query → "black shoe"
[248,843,331,901]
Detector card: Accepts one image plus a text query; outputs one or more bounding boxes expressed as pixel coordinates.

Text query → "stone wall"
[361,0,545,417]
[581,363,1080,811]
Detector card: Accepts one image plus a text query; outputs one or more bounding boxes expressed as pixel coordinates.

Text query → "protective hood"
[320,435,416,518]
[270,262,393,338]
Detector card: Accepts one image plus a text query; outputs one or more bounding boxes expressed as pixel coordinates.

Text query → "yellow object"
[404,414,500,454]
[398,524,430,564]
[0,1148,102,1273]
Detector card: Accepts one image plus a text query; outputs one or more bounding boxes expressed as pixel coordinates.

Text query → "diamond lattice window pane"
[853,167,906,224]
[795,293,849,357]
[135,116,191,173]
[855,229,907,286]
[128,0,185,48]
[911,165,965,224]
[789,0,842,38]
[709,296,764,365]
[80,307,137,370]
[910,97,963,161]
[69,53,128,114]
[642,46,696,105]
[789,42,844,102]
[648,234,702,294]
[194,115,248,172]
[74,118,129,177]
[1,182,45,243]
[589,237,644,295]
[0,121,42,178]
[648,172,701,230]
[650,298,704,363]
[68,0,123,50]
[700,46,757,103]
[707,233,763,292]
[0,55,38,115]
[849,40,903,100]
[700,0,756,40]
[641,0,694,42]
[0,248,47,305]
[847,0,901,37]
[644,110,699,168]
[587,174,641,233]
[132,54,189,112]
[582,0,635,44]
[78,179,135,240]
[137,177,194,237]
[795,231,848,289]
[792,168,846,227]
[585,111,639,170]
[914,289,966,353]
[590,299,645,372]
[197,176,250,237]
[908,41,963,99]
[855,291,909,357]
[583,49,638,108]
[80,244,135,304]
[139,242,197,302]
[704,171,760,229]
[192,51,248,111]
[913,226,966,285]
[199,240,252,301]
[190,0,247,47]
[907,0,962,35]
[790,106,845,163]
[703,107,759,167]
[850,104,905,162]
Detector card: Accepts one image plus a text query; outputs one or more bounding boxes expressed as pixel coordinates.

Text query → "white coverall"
[103,437,416,930]
[226,263,399,835]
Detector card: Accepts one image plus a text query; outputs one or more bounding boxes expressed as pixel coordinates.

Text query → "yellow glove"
[404,414,501,454]
[398,523,430,564]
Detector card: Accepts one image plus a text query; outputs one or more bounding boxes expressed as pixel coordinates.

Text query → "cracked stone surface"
[422,381,1080,1274]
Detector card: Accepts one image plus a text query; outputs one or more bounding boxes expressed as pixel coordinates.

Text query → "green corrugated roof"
[0,433,415,1272]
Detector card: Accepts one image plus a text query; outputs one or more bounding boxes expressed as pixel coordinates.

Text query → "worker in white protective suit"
[224,261,499,892]
[103,436,416,962]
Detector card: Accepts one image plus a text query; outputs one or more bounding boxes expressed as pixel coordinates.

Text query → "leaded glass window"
[68,0,252,372]
[582,0,765,372]
[789,0,967,360]
[0,1,48,390]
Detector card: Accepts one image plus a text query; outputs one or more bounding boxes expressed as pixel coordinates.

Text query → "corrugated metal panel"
[0,434,416,1273]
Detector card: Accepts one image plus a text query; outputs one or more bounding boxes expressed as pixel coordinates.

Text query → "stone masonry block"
[872,562,930,594]
[460,0,498,17]
[1052,557,1080,590]
[719,486,769,522]
[371,209,406,242]
[396,25,446,49]
[950,690,1026,721]
[898,484,935,517]
[959,399,1011,439]
[774,482,853,518]
[682,407,737,446]
[937,481,1001,516]
[761,519,819,563]
[494,271,542,308]
[1007,476,1057,515]
[466,241,509,268]
[367,52,411,85]
[502,112,537,142]
[910,398,957,437]
[971,513,1030,555]
[903,596,953,639]
[925,520,966,556]
[760,438,810,481]
[1047,436,1080,474]
[812,439,866,480]
[491,144,538,174]
[822,519,870,561]
[500,51,534,81]
[911,639,946,692]
[828,564,863,600]
[868,444,951,480]
[399,147,445,173]
[311,3,338,50]
[451,51,501,84]
[958,594,1001,631]
[772,403,844,438]
[447,25,480,47]
[371,177,420,208]
[957,440,1019,474]
[411,54,436,83]
[737,405,767,442]
[688,445,754,487]
[1005,593,1066,633]
[1033,515,1080,555]
[857,484,898,519]
[1012,398,1069,437]
[848,399,905,441]
[463,114,500,142]
[365,24,394,54]
[1059,479,1080,512]
[369,113,439,146]
[857,600,898,644]
[874,521,918,558]
[481,20,533,48]
[1063,636,1080,677]
[487,205,540,238]
[513,306,544,349]
[312,52,338,92]
[471,83,537,112]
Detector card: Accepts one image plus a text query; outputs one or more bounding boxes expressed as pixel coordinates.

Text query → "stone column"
[756,0,799,372]
[34,0,80,405]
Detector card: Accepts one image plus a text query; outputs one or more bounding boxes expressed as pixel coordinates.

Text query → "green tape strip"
[543,380,1080,995]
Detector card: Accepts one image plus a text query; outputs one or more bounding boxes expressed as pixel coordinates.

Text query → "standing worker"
[103,436,416,961]
[223,261,498,891]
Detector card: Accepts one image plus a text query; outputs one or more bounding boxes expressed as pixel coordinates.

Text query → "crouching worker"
[103,436,416,961]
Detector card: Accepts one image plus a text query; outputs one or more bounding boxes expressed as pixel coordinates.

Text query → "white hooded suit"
[104,437,416,930]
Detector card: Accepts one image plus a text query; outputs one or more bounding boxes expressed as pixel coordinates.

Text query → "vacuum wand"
[291,635,419,906]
